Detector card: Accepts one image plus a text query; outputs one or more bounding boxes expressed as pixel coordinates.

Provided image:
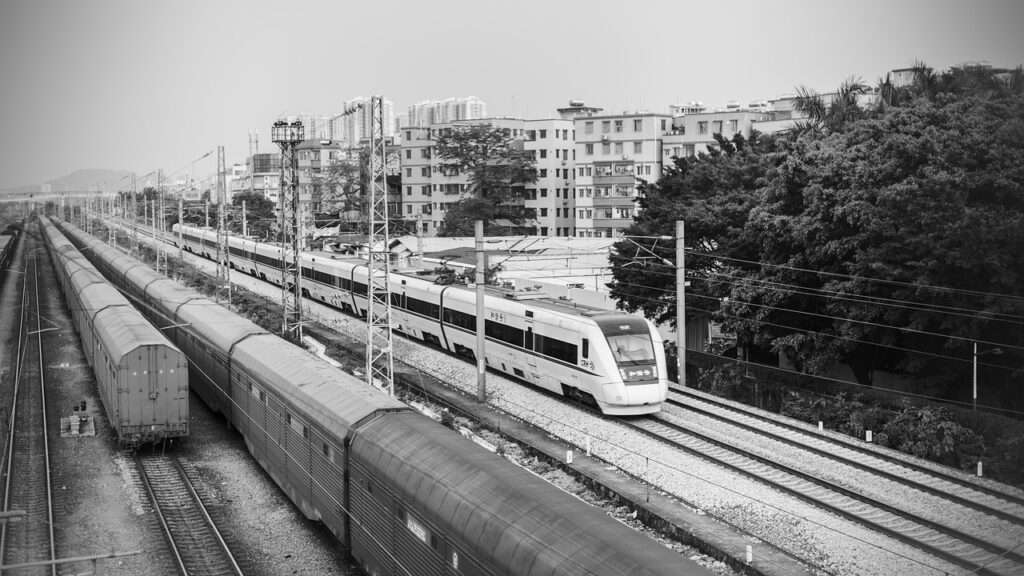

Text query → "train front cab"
[591,315,667,416]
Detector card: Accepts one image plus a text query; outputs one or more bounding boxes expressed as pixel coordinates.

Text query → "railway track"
[622,406,1024,576]
[136,454,244,576]
[668,386,1024,523]
[0,234,57,575]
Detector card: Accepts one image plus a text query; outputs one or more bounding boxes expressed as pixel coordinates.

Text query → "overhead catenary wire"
[618,233,1024,304]
[611,252,1024,322]
[610,280,1015,371]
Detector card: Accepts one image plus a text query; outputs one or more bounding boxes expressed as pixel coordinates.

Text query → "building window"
[601,121,610,133]
[584,121,593,134]
[407,205,412,214]
[729,119,739,133]
[698,121,708,135]
[634,141,642,153]
[405,149,412,159]
[406,186,412,196]
[421,167,430,177]
[406,168,412,177]
[660,119,667,131]
[539,169,547,177]
[540,208,548,216]
[540,149,547,159]
[614,142,623,155]
[602,143,610,155]
[614,120,623,132]
[421,149,431,159]
[539,129,547,138]
[405,130,412,140]
[634,119,643,131]
[585,143,594,155]
[540,188,548,197]
[713,120,723,133]
[421,185,429,194]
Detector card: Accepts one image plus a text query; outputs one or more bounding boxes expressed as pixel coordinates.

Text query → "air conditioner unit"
[601,135,609,141]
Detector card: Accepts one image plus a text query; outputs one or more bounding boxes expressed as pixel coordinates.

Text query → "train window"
[259,391,267,404]
[431,534,439,551]
[303,426,309,440]
[526,310,534,318]
[367,481,373,495]
[536,334,578,364]
[485,320,523,347]
[322,443,331,458]
[582,338,589,359]
[443,308,476,332]
[286,413,292,425]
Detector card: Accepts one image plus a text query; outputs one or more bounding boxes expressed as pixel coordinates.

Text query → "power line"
[682,249,1024,304]
[611,261,1024,323]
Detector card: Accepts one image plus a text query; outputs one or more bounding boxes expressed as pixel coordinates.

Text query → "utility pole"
[365,95,395,396]
[475,220,486,402]
[178,195,184,260]
[156,169,164,274]
[216,145,231,305]
[131,172,139,255]
[242,200,248,237]
[272,120,304,338]
[676,221,686,387]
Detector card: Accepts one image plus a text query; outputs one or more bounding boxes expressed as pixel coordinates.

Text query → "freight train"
[39,216,189,445]
[171,223,668,415]
[57,218,706,575]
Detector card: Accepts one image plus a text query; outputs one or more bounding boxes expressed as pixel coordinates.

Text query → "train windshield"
[606,333,656,365]
[596,316,656,366]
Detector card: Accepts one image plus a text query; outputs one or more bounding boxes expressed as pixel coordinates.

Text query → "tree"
[610,64,1024,411]
[433,124,537,236]
[231,191,275,239]
[608,131,774,328]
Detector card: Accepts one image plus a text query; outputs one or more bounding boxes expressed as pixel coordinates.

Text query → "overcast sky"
[1,0,1022,189]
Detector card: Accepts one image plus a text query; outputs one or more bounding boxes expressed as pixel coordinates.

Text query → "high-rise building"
[407,96,488,127]
[340,96,396,144]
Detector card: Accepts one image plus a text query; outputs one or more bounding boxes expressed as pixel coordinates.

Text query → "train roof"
[351,413,693,576]
[92,306,185,361]
[231,334,408,430]
[175,300,268,352]
[144,277,210,311]
[72,273,131,315]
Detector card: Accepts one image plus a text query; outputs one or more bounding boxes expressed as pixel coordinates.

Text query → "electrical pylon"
[365,95,394,397]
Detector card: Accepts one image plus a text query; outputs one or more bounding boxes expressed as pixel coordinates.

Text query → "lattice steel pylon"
[272,120,305,338]
[366,95,395,397]
[215,146,231,304]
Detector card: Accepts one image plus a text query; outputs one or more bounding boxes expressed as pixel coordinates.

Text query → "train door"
[523,314,540,385]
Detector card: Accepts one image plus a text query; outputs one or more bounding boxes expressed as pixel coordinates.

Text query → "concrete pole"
[178,196,184,260]
[242,200,248,237]
[475,220,486,403]
[677,220,686,387]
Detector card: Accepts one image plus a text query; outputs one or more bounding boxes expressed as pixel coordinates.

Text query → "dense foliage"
[611,64,1024,413]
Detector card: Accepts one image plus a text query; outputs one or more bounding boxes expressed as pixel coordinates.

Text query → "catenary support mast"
[365,95,395,396]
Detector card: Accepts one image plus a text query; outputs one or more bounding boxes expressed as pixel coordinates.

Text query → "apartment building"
[573,111,671,238]
[399,116,574,238]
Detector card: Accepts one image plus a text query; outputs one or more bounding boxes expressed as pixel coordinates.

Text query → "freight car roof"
[232,334,407,432]
[93,306,184,358]
[351,413,695,576]
[175,300,268,353]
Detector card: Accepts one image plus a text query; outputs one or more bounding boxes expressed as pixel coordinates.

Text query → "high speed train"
[172,223,668,415]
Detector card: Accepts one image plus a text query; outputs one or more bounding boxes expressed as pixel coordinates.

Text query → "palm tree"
[790,76,870,136]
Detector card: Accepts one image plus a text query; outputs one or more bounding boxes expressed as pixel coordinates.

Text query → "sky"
[0,0,1022,190]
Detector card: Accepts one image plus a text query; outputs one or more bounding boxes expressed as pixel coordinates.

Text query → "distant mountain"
[45,169,134,192]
